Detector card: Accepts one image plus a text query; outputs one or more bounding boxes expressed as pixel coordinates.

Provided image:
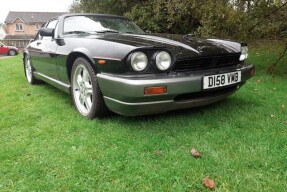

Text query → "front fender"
[64,48,100,85]
[70,47,96,65]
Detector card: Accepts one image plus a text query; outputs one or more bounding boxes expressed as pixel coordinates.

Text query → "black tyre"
[24,54,39,84]
[71,57,110,119]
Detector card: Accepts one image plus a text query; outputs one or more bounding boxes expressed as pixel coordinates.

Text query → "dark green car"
[23,13,254,119]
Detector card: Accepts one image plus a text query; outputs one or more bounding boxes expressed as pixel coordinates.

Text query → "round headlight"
[239,46,248,61]
[130,52,148,71]
[156,51,172,70]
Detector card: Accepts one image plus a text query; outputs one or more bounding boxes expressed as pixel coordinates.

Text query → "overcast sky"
[0,0,74,23]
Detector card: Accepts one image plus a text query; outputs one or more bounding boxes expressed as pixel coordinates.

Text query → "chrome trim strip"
[34,72,70,88]
[93,56,122,61]
[97,73,200,85]
[104,96,173,106]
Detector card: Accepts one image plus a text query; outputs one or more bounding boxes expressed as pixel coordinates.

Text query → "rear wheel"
[24,54,39,84]
[71,57,110,119]
[8,49,16,56]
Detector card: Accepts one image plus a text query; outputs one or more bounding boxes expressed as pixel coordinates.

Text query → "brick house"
[4,11,67,40]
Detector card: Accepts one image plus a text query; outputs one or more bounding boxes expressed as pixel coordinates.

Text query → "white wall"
[0,24,6,39]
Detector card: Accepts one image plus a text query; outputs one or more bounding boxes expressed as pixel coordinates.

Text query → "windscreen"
[63,15,144,34]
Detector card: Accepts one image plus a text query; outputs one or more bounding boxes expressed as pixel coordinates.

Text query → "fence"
[0,39,31,49]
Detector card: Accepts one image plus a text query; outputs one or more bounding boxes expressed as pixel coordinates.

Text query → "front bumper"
[97,65,254,116]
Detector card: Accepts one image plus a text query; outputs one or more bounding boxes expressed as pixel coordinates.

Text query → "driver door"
[29,19,59,80]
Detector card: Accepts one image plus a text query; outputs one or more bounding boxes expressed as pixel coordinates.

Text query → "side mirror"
[39,28,54,37]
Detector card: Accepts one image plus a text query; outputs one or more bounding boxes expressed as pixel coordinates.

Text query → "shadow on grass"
[33,81,260,132]
[99,95,260,132]
[32,82,73,104]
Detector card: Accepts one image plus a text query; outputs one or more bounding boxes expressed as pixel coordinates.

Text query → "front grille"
[172,54,240,72]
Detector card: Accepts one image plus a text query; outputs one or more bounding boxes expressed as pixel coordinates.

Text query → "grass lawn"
[0,41,286,191]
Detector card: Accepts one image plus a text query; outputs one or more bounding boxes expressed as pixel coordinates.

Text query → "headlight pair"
[130,51,172,72]
[239,46,248,61]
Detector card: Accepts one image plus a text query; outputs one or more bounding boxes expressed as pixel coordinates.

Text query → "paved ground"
[0,55,16,59]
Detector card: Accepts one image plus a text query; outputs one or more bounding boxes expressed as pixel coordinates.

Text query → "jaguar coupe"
[23,13,254,119]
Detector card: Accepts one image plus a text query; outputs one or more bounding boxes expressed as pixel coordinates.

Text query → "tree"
[69,0,287,40]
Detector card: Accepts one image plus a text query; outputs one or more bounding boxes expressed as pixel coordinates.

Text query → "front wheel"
[71,57,110,119]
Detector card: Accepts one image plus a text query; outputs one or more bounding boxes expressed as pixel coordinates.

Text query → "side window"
[34,23,47,41]
[35,24,41,30]
[47,20,58,29]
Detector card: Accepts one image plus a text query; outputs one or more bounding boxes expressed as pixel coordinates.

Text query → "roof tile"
[5,11,67,23]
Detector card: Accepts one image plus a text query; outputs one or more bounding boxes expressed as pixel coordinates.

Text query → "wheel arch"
[66,48,98,82]
[23,50,29,59]
[22,51,29,76]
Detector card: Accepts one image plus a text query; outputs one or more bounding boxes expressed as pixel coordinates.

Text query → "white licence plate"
[203,71,241,89]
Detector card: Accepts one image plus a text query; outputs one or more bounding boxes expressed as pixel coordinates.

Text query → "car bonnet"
[95,33,239,58]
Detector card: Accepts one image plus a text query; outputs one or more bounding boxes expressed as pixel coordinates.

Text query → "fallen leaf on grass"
[202,177,215,189]
[254,89,258,91]
[154,149,162,156]
[271,114,275,118]
[191,148,201,158]
[256,79,261,83]
[282,105,285,109]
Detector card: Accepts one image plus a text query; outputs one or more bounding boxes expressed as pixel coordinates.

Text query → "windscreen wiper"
[64,31,91,35]
[95,30,119,33]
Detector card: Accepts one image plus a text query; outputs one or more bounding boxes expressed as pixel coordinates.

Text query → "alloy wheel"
[25,58,32,83]
[72,64,94,116]
[9,50,16,56]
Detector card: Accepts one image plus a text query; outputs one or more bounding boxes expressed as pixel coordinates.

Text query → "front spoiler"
[97,65,254,116]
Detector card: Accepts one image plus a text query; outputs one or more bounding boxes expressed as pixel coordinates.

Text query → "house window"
[16,23,23,31]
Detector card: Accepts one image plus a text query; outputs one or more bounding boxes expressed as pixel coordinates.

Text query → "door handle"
[36,42,41,46]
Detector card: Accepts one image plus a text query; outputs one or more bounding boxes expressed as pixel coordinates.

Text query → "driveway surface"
[0,56,16,59]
